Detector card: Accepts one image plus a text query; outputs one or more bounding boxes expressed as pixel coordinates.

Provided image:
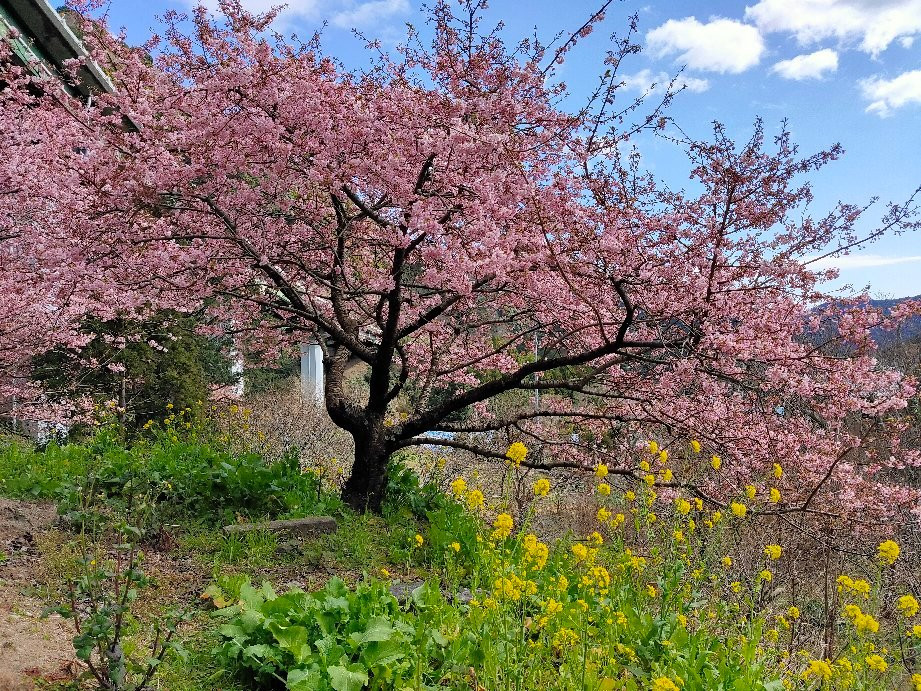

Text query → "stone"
[222,516,337,538]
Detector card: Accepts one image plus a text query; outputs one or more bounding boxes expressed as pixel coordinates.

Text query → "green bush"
[0,439,91,498]
[0,421,342,532]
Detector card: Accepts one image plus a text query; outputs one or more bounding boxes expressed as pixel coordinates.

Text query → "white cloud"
[646,17,765,74]
[620,69,710,94]
[681,75,711,92]
[860,70,921,116]
[192,0,408,29]
[331,0,409,28]
[745,0,921,56]
[806,254,921,270]
[195,0,321,17]
[772,49,838,80]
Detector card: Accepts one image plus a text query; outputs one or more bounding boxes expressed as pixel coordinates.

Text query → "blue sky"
[98,0,921,298]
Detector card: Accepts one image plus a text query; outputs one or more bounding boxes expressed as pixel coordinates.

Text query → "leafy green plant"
[211,575,436,690]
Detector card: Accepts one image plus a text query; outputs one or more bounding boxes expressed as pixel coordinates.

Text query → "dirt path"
[0,498,81,690]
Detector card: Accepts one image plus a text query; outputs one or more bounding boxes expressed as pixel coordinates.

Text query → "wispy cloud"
[331,0,409,29]
[806,254,921,270]
[620,69,710,94]
[190,0,409,31]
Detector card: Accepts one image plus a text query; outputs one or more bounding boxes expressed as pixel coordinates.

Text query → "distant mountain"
[868,295,921,348]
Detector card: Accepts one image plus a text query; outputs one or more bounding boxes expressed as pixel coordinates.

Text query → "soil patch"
[0,497,81,689]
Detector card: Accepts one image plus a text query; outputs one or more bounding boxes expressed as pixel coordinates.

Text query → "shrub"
[1,415,343,533]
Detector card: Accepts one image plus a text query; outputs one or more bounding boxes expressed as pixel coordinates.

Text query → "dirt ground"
[0,498,81,690]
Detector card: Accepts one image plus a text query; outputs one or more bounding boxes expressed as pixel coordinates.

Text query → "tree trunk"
[341,427,390,513]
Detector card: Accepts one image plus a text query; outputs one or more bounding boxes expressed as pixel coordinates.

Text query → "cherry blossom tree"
[3,0,920,517]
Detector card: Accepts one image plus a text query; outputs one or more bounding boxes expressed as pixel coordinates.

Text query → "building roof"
[0,0,113,99]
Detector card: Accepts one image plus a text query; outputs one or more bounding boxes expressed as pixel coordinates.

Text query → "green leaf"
[360,638,406,669]
[315,610,338,636]
[239,607,265,633]
[287,667,324,691]
[268,622,312,664]
[217,623,247,641]
[328,664,369,691]
[349,616,395,646]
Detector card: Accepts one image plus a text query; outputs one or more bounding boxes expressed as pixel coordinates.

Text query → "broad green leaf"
[328,664,369,691]
[287,667,325,691]
[360,638,406,669]
[268,621,312,665]
[239,607,265,633]
[218,623,247,641]
[349,616,395,646]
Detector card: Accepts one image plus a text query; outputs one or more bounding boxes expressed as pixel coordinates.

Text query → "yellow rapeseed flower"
[745,485,757,499]
[450,477,467,497]
[661,468,674,482]
[492,513,514,539]
[414,534,424,547]
[690,439,701,453]
[854,612,880,634]
[764,544,782,560]
[597,482,611,496]
[711,455,721,470]
[644,474,656,486]
[466,489,485,510]
[571,543,589,562]
[659,450,669,464]
[450,541,461,552]
[533,478,550,497]
[722,556,733,568]
[506,442,528,466]
[625,490,636,502]
[802,659,833,682]
[760,569,773,582]
[878,540,900,566]
[730,502,747,518]
[639,460,650,472]
[911,674,921,691]
[651,678,679,691]
[769,487,781,503]
[897,594,919,618]
[865,654,887,673]
[595,463,609,479]
[597,507,612,523]
[648,441,659,455]
[544,598,563,615]
[788,605,800,620]
[675,498,691,515]
[773,463,783,479]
